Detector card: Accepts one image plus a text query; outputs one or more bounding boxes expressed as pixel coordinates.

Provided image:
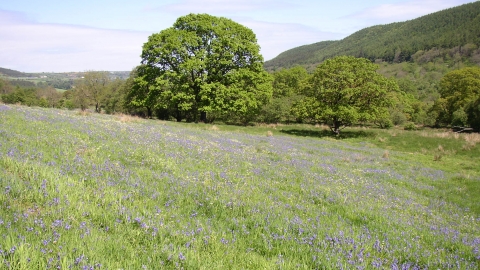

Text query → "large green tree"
[433,66,480,127]
[137,13,272,123]
[292,56,399,134]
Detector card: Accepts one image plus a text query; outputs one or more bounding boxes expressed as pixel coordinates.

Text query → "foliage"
[1,87,38,106]
[102,79,127,114]
[256,66,309,124]
[35,87,63,108]
[125,65,160,118]
[264,1,480,70]
[8,79,36,88]
[0,105,479,269]
[263,3,480,129]
[271,66,308,98]
[257,95,303,124]
[0,70,129,113]
[0,67,33,77]
[433,67,480,126]
[265,41,337,71]
[136,13,272,123]
[293,56,400,134]
[0,78,14,96]
[60,90,76,110]
[466,96,480,130]
[37,78,74,90]
[403,122,417,130]
[73,71,110,112]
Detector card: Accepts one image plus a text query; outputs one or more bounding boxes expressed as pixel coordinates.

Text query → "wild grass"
[0,105,479,269]
[116,113,143,123]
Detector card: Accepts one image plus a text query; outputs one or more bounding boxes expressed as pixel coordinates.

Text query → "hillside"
[0,67,33,77]
[1,104,479,268]
[265,1,480,70]
[0,68,131,91]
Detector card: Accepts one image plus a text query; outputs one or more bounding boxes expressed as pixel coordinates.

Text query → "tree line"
[1,13,479,133]
[2,61,479,133]
[265,1,480,71]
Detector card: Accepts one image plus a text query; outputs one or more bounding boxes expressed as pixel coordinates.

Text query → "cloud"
[348,0,473,24]
[240,19,344,60]
[0,9,34,24]
[0,10,150,72]
[149,0,295,14]
[0,7,345,71]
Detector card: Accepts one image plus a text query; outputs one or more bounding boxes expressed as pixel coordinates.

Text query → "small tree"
[293,56,399,135]
[435,67,480,126]
[102,79,126,114]
[73,71,110,112]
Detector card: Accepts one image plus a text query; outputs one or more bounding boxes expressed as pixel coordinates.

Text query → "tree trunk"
[176,109,182,122]
[147,107,152,119]
[200,111,207,123]
[332,126,340,136]
[332,120,341,136]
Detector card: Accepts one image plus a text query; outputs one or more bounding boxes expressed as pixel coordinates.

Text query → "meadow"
[0,104,479,269]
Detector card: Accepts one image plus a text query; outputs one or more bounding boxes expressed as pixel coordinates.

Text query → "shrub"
[376,118,394,129]
[404,122,417,130]
[451,108,468,127]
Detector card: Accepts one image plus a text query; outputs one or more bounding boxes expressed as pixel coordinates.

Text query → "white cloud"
[0,10,150,72]
[349,0,473,24]
[0,9,343,71]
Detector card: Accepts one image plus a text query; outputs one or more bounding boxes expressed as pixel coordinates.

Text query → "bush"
[376,118,394,129]
[466,99,480,130]
[451,108,468,127]
[390,110,408,126]
[404,122,417,130]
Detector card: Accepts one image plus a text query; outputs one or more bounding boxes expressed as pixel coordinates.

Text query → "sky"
[0,0,476,72]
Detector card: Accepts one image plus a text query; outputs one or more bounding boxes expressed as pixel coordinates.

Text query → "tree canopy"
[432,67,480,127]
[134,13,272,123]
[73,71,110,112]
[292,56,399,134]
[265,1,480,70]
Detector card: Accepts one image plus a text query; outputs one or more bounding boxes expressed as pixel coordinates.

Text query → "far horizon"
[0,0,475,72]
[0,67,132,75]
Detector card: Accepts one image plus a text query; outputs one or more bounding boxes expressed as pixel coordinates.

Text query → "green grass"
[0,104,479,269]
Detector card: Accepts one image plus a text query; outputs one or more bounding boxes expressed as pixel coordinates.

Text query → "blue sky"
[0,0,475,72]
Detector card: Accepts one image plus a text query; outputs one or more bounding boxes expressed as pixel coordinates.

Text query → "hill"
[0,67,33,77]
[1,104,479,268]
[265,1,480,70]
[0,68,131,91]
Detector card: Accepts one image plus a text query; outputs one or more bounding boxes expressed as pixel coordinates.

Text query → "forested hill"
[0,67,33,77]
[264,1,480,70]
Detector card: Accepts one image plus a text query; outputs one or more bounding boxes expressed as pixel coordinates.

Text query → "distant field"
[0,104,479,269]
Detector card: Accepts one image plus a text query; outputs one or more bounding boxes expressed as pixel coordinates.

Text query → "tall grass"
[0,104,479,269]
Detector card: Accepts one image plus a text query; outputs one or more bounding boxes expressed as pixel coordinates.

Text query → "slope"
[265,1,480,70]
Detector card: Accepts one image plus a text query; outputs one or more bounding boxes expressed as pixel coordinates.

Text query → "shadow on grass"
[280,128,373,139]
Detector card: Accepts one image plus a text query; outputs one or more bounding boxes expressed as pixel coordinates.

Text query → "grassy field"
[0,104,479,269]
